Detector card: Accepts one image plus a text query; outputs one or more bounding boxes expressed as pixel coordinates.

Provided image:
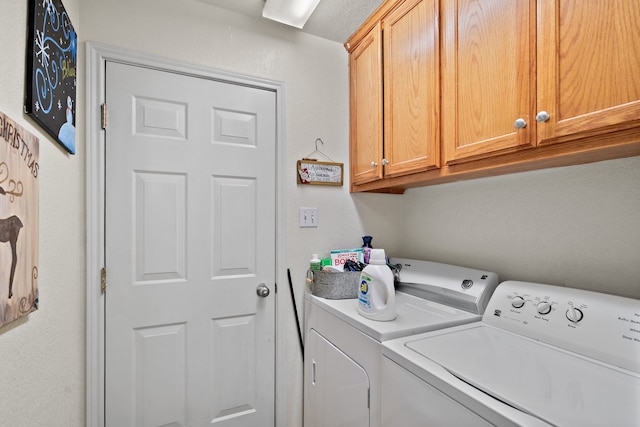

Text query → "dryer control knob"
[566,306,584,323]
[536,301,552,315]
[511,296,525,309]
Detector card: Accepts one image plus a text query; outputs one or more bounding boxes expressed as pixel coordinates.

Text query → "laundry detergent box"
[330,248,364,271]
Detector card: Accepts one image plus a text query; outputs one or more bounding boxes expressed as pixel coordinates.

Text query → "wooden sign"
[0,112,39,328]
[297,160,343,186]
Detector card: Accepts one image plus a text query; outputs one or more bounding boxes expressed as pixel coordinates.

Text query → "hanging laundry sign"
[297,138,343,186]
[0,111,39,329]
[297,159,343,186]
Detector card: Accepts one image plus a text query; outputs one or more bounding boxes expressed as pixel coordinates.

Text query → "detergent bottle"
[309,253,322,271]
[357,248,396,321]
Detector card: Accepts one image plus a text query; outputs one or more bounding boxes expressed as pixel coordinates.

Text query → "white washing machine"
[303,258,499,427]
[381,280,640,426]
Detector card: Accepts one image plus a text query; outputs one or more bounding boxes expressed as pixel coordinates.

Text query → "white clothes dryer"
[381,281,640,426]
[303,258,499,427]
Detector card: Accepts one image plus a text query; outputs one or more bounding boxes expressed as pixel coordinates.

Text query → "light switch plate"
[299,207,318,227]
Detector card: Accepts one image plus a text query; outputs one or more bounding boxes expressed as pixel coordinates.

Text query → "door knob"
[256,283,270,298]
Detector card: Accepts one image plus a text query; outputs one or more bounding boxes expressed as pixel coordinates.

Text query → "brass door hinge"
[100,267,107,294]
[101,103,107,129]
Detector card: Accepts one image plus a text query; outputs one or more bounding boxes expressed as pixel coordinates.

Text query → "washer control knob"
[536,301,552,315]
[511,296,525,308]
[566,306,584,323]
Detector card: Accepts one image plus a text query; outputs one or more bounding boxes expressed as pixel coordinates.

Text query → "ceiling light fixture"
[262,0,322,29]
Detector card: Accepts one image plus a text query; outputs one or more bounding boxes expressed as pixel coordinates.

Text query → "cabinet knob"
[536,111,550,122]
[370,161,378,168]
[514,118,527,129]
[382,159,389,166]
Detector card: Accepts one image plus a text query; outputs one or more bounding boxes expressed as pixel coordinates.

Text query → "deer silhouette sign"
[0,215,23,299]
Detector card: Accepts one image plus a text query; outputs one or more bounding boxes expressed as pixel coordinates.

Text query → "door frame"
[85,41,287,427]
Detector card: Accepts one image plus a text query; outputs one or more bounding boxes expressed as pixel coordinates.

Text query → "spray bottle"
[362,235,373,264]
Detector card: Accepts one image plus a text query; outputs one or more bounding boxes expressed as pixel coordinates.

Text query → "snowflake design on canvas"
[34,30,50,67]
[42,0,54,13]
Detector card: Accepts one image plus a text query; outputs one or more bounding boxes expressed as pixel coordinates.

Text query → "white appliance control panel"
[483,281,640,374]
[390,257,499,315]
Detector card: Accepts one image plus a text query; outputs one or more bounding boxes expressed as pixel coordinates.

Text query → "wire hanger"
[303,138,335,162]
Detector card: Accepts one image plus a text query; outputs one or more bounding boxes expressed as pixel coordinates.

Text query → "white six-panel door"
[104,61,276,427]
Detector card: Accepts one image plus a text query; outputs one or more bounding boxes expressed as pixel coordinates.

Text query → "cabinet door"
[442,0,536,164]
[537,0,640,145]
[349,23,384,185]
[304,329,370,427]
[383,0,440,177]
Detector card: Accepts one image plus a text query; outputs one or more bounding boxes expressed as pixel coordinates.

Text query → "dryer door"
[304,329,370,427]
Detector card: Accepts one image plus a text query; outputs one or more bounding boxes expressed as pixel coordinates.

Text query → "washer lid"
[406,325,640,427]
[307,292,479,341]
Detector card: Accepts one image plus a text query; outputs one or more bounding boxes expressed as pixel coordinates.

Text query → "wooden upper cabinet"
[383,0,440,177]
[349,23,383,186]
[442,0,536,164]
[536,0,640,145]
[346,0,640,192]
[347,0,440,188]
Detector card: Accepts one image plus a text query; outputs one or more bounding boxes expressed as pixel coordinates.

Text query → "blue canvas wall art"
[25,0,77,154]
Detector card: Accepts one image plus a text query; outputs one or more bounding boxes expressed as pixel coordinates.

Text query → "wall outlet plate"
[299,207,318,227]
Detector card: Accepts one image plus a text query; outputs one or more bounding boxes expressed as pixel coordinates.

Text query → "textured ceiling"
[195,0,384,43]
